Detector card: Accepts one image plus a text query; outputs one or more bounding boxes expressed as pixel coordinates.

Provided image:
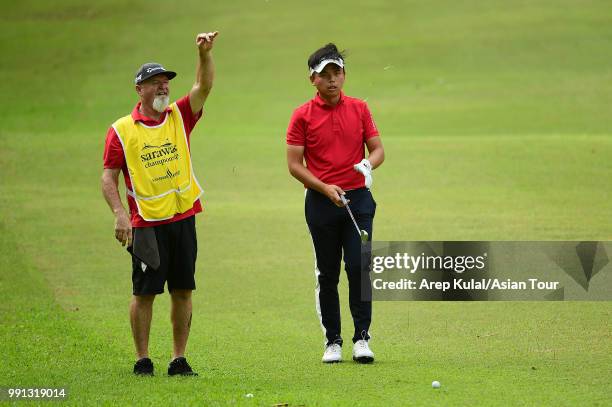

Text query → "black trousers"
[305,187,376,346]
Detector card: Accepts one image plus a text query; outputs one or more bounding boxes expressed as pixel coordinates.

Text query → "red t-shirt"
[286,92,379,190]
[103,95,203,227]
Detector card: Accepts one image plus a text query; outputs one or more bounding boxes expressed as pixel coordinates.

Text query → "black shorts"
[131,216,197,296]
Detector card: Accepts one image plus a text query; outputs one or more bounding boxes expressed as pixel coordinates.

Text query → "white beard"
[152,95,170,113]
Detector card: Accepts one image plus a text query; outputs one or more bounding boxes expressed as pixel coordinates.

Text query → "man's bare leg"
[170,289,192,359]
[130,294,155,359]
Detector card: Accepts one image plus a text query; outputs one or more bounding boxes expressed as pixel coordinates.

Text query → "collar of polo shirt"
[314,91,345,107]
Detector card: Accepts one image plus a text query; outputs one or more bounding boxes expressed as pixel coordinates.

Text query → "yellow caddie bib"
[112,103,203,221]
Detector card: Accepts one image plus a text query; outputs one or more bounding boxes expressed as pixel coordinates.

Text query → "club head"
[360,229,369,243]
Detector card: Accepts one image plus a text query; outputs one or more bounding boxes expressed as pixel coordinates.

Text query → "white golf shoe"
[352,340,374,363]
[322,343,342,363]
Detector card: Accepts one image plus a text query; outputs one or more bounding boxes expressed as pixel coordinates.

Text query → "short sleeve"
[362,102,379,140]
[176,94,202,136]
[286,109,306,146]
[103,127,125,169]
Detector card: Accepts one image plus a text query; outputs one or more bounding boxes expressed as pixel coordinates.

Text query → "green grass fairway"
[1,0,611,405]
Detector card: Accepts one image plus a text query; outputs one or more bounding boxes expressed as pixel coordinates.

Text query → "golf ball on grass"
[432,381,441,389]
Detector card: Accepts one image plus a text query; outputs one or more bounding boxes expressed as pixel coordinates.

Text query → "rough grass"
[1,0,611,405]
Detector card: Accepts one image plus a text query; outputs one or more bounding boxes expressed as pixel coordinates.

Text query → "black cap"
[134,62,177,84]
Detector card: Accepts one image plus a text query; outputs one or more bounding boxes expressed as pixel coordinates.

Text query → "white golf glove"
[353,159,373,188]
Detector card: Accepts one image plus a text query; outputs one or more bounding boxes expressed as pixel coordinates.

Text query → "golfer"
[286,43,385,363]
[101,31,218,376]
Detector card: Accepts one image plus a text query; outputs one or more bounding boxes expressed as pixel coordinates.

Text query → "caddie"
[101,31,219,376]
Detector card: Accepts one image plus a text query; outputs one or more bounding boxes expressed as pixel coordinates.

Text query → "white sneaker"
[322,343,342,363]
[352,340,374,363]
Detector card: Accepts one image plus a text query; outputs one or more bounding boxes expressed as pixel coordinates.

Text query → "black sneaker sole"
[168,372,198,376]
[322,359,342,364]
[353,356,374,364]
[134,371,154,376]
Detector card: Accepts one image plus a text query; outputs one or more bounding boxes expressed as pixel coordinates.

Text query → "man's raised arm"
[189,31,219,115]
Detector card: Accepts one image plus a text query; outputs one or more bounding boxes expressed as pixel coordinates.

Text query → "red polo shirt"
[103,95,203,227]
[286,91,379,190]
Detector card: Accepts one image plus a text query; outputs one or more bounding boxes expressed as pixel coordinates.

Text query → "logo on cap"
[310,57,344,75]
[134,63,177,84]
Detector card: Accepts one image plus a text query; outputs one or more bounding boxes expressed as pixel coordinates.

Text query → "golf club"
[340,194,369,243]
